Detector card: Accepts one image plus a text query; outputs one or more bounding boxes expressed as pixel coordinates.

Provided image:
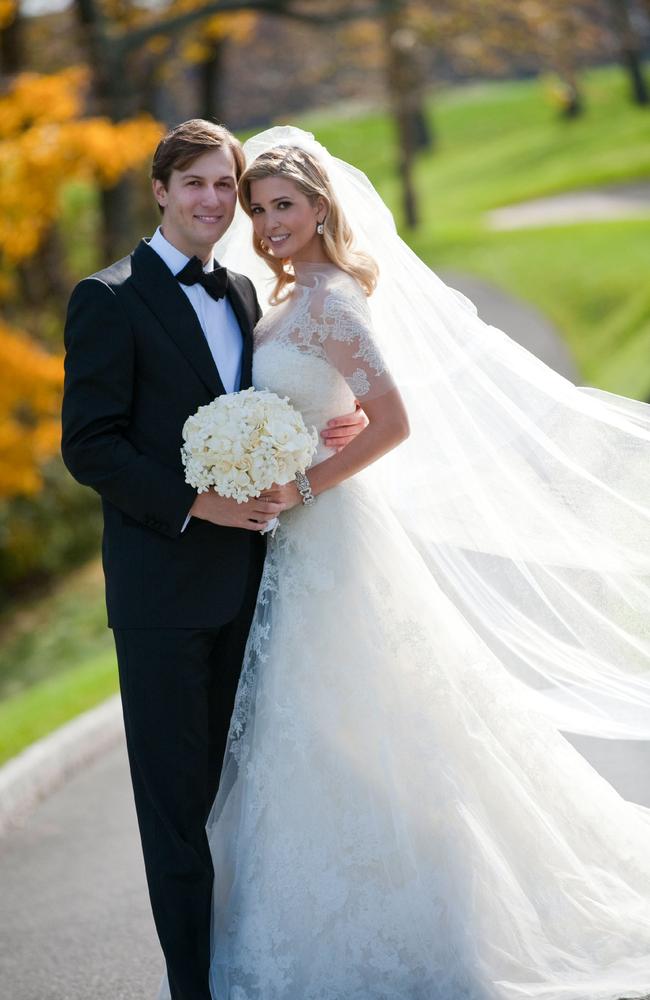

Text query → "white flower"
[181,387,318,503]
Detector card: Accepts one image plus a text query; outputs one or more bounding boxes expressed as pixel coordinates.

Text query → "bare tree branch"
[108,0,383,58]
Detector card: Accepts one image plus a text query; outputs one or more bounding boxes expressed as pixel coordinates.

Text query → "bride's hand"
[260,481,302,511]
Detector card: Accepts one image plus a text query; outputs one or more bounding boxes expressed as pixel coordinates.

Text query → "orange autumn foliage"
[0,320,63,497]
[0,67,164,499]
[0,0,15,30]
[0,67,163,264]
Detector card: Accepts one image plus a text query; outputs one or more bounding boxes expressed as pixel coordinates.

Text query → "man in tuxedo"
[61,119,364,1000]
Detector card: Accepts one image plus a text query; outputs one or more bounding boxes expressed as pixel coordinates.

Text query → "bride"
[200,127,650,999]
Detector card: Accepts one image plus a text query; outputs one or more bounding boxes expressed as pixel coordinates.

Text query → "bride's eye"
[277,201,292,210]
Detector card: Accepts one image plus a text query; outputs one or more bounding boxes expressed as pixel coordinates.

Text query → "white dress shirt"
[148,226,243,393]
[148,226,245,530]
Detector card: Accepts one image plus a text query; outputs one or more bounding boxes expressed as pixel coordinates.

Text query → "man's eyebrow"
[180,172,235,181]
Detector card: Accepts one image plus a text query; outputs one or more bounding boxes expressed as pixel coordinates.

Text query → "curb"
[0,694,124,837]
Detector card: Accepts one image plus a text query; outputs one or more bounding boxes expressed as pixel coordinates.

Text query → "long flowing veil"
[217,125,650,745]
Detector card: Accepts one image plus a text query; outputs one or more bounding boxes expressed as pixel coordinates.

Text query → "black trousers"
[113,551,264,1000]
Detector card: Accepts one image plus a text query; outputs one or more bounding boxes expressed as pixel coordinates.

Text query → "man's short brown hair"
[151,119,245,189]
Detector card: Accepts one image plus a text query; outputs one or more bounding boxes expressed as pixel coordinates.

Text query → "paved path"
[487,180,650,230]
[0,741,162,1000]
[0,272,644,999]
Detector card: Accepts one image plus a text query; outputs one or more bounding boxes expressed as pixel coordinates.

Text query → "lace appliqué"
[253,269,395,402]
[319,287,387,389]
[348,368,371,397]
[226,538,280,766]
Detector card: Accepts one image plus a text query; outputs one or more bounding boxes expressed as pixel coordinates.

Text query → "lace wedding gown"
[206,261,650,1000]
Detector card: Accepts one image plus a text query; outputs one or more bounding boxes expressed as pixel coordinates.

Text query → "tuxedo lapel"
[130,240,226,399]
[226,274,255,390]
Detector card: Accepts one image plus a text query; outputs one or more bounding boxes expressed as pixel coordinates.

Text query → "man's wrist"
[189,490,210,520]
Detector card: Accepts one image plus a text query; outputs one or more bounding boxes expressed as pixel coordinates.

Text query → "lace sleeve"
[312,279,396,400]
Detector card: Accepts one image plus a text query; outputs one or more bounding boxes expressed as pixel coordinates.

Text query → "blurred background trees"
[0,0,648,611]
[0,15,161,601]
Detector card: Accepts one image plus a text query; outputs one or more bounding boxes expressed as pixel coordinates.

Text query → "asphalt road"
[0,274,644,1000]
[0,743,161,1000]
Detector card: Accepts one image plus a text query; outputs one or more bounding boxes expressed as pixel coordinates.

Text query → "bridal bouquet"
[181,387,317,503]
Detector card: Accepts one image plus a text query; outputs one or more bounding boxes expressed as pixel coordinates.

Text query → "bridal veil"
[216,126,650,750]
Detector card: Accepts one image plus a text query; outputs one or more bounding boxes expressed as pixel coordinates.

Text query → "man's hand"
[190,490,283,531]
[259,480,302,511]
[321,402,368,452]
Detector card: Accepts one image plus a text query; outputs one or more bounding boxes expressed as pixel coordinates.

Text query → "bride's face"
[248,176,328,263]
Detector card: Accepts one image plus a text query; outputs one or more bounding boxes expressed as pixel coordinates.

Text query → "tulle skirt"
[205,475,650,1000]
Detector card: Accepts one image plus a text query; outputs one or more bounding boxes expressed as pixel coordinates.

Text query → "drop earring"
[317,221,325,236]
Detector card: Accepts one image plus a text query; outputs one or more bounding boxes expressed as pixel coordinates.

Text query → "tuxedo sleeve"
[251,280,263,324]
[61,277,197,538]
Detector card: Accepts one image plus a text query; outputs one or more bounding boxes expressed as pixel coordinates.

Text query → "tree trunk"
[199,38,226,121]
[73,0,138,261]
[16,228,69,310]
[622,45,649,105]
[0,5,24,77]
[607,0,649,106]
[546,5,585,120]
[558,71,584,119]
[383,2,423,229]
[99,185,137,264]
[411,105,434,153]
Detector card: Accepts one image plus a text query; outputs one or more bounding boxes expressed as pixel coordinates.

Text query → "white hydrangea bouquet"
[181,387,317,508]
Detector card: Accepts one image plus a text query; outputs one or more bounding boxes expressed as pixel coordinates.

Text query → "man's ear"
[152,178,167,211]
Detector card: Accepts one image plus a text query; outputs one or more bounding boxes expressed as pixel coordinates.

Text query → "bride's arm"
[262,387,409,510]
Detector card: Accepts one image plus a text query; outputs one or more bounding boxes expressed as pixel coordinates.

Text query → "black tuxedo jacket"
[61,239,264,628]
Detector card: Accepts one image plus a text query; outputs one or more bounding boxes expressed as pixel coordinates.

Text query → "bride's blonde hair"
[238,145,378,305]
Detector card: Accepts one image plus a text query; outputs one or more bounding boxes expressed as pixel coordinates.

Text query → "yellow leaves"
[0,321,63,499]
[0,70,163,265]
[0,68,163,497]
[68,115,164,187]
[0,0,16,30]
[146,34,171,56]
[203,12,256,44]
[0,321,62,412]
[182,10,257,62]
[184,39,212,63]
[0,417,62,497]
[0,67,87,135]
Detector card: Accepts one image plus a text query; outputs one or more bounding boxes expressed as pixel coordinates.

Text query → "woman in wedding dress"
[204,128,650,1000]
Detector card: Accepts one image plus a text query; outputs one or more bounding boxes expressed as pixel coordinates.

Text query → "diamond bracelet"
[294,471,315,506]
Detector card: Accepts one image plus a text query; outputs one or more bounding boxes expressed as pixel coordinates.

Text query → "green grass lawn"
[0,560,112,701]
[0,648,117,766]
[3,64,648,767]
[0,560,117,764]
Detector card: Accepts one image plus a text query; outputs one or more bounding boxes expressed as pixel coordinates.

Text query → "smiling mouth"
[195,215,222,223]
[268,234,290,244]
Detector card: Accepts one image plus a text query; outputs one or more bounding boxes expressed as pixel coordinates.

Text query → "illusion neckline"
[292,260,343,287]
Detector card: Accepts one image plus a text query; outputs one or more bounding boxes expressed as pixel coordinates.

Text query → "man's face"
[152,146,238,261]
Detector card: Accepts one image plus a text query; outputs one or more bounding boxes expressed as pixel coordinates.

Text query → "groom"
[61,119,364,999]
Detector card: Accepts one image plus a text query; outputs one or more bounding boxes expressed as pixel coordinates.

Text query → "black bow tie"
[176,256,228,302]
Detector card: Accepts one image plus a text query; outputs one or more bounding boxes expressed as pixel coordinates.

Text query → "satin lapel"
[226,275,254,390]
[130,240,225,398]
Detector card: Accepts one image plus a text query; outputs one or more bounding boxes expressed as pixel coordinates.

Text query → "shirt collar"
[148,226,215,275]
